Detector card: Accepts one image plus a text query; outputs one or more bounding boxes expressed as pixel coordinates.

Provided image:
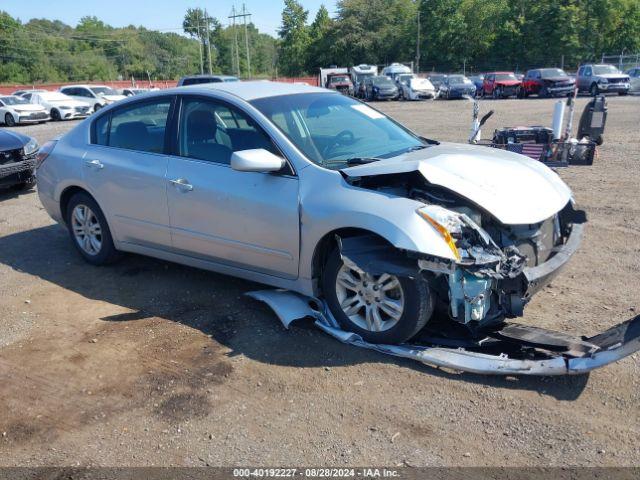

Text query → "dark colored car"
[363,76,399,101]
[482,72,521,98]
[0,129,39,190]
[177,75,239,87]
[438,75,476,99]
[520,68,575,98]
[468,74,485,95]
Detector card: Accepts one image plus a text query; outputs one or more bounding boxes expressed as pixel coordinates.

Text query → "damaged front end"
[339,200,585,330]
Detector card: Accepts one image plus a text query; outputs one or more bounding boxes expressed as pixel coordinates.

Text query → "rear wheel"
[66,192,121,265]
[4,113,16,127]
[51,109,62,121]
[322,248,433,344]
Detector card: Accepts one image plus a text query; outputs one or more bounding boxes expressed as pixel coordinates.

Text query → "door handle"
[169,178,193,191]
[84,159,104,170]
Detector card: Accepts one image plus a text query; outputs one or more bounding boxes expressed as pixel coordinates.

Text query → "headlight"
[598,78,608,84]
[416,206,464,261]
[417,205,496,263]
[23,138,39,155]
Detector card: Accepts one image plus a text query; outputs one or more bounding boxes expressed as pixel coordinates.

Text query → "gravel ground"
[0,95,639,467]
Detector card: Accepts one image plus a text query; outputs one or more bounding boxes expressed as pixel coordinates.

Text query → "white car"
[59,85,126,111]
[0,95,50,126]
[22,91,92,121]
[397,74,436,100]
[12,89,48,98]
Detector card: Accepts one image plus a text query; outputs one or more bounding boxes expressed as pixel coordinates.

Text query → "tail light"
[36,140,57,169]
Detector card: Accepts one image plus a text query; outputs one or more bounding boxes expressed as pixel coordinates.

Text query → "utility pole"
[205,9,212,74]
[415,1,421,74]
[197,10,203,74]
[242,4,252,79]
[229,5,251,78]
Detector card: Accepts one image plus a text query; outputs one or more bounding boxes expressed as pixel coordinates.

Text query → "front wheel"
[590,83,599,96]
[322,248,433,344]
[4,113,16,127]
[66,192,121,265]
[51,109,62,121]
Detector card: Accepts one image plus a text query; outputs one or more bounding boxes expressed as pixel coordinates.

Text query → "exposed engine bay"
[342,170,585,329]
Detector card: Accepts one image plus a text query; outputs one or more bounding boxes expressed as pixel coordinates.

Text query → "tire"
[94,103,102,111]
[4,113,16,127]
[618,91,628,96]
[65,192,121,265]
[51,109,62,121]
[590,83,599,96]
[540,86,549,98]
[596,134,604,146]
[321,248,433,344]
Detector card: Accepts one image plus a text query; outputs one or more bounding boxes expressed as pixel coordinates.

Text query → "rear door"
[165,95,300,279]
[83,96,175,250]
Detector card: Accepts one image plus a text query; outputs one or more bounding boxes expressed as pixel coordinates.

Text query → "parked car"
[177,75,239,86]
[438,75,476,99]
[36,81,582,345]
[325,73,354,96]
[576,64,630,96]
[120,88,152,97]
[396,74,435,100]
[363,75,399,101]
[12,89,48,97]
[0,95,50,126]
[626,67,640,93]
[59,85,126,111]
[0,129,38,190]
[426,73,447,93]
[468,74,485,95]
[23,91,92,121]
[481,72,521,98]
[520,68,575,98]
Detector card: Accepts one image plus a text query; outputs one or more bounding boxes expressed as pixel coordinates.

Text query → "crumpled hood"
[341,143,572,225]
[0,129,30,150]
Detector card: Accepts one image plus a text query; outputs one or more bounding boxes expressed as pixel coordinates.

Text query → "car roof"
[61,84,108,89]
[173,80,330,101]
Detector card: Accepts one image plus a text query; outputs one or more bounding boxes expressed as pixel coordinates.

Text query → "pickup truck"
[520,68,575,98]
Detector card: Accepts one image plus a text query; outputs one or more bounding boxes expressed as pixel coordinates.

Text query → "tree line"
[278,0,640,76]
[1,0,639,85]
[0,10,277,84]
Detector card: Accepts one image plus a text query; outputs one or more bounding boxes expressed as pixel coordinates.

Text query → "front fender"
[298,166,458,281]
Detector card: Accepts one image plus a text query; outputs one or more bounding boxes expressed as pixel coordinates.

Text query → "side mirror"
[230,148,285,173]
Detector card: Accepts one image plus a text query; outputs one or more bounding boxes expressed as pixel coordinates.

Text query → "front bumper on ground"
[248,289,640,376]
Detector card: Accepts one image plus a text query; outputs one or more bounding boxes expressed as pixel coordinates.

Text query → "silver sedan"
[36,81,582,344]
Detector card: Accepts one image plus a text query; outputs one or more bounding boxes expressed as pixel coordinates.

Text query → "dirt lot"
[0,95,639,467]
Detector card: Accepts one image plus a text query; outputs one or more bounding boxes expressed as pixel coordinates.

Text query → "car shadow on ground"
[0,224,589,400]
[0,185,35,201]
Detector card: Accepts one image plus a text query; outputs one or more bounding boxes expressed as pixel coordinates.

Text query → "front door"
[166,96,300,279]
[83,96,174,250]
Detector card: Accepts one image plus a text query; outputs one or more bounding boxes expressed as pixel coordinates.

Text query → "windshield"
[429,75,445,82]
[398,74,414,83]
[90,87,118,96]
[495,73,518,81]
[251,93,425,168]
[540,68,567,78]
[371,76,394,86]
[593,65,621,75]
[330,75,350,83]
[0,96,29,105]
[448,75,470,85]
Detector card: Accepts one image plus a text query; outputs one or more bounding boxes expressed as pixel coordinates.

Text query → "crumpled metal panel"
[247,289,640,376]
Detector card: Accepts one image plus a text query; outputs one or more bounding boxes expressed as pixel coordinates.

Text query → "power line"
[229,4,252,78]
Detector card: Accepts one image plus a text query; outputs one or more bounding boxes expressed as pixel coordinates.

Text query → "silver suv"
[576,64,630,96]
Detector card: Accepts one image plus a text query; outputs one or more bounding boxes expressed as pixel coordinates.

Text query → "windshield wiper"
[404,145,429,153]
[344,157,380,165]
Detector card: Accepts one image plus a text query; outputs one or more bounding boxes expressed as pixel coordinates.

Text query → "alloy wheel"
[71,204,103,256]
[335,262,405,333]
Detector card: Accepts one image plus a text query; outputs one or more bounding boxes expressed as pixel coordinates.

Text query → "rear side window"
[92,99,172,153]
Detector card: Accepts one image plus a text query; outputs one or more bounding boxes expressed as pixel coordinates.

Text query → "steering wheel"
[323,129,356,157]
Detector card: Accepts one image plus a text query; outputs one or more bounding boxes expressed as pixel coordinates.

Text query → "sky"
[1,0,338,37]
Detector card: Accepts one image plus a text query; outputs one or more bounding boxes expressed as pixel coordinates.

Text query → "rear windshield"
[181,77,222,86]
[371,76,394,86]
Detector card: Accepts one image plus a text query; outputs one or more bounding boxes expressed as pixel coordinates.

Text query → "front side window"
[178,98,276,165]
[251,93,425,169]
[96,99,171,153]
